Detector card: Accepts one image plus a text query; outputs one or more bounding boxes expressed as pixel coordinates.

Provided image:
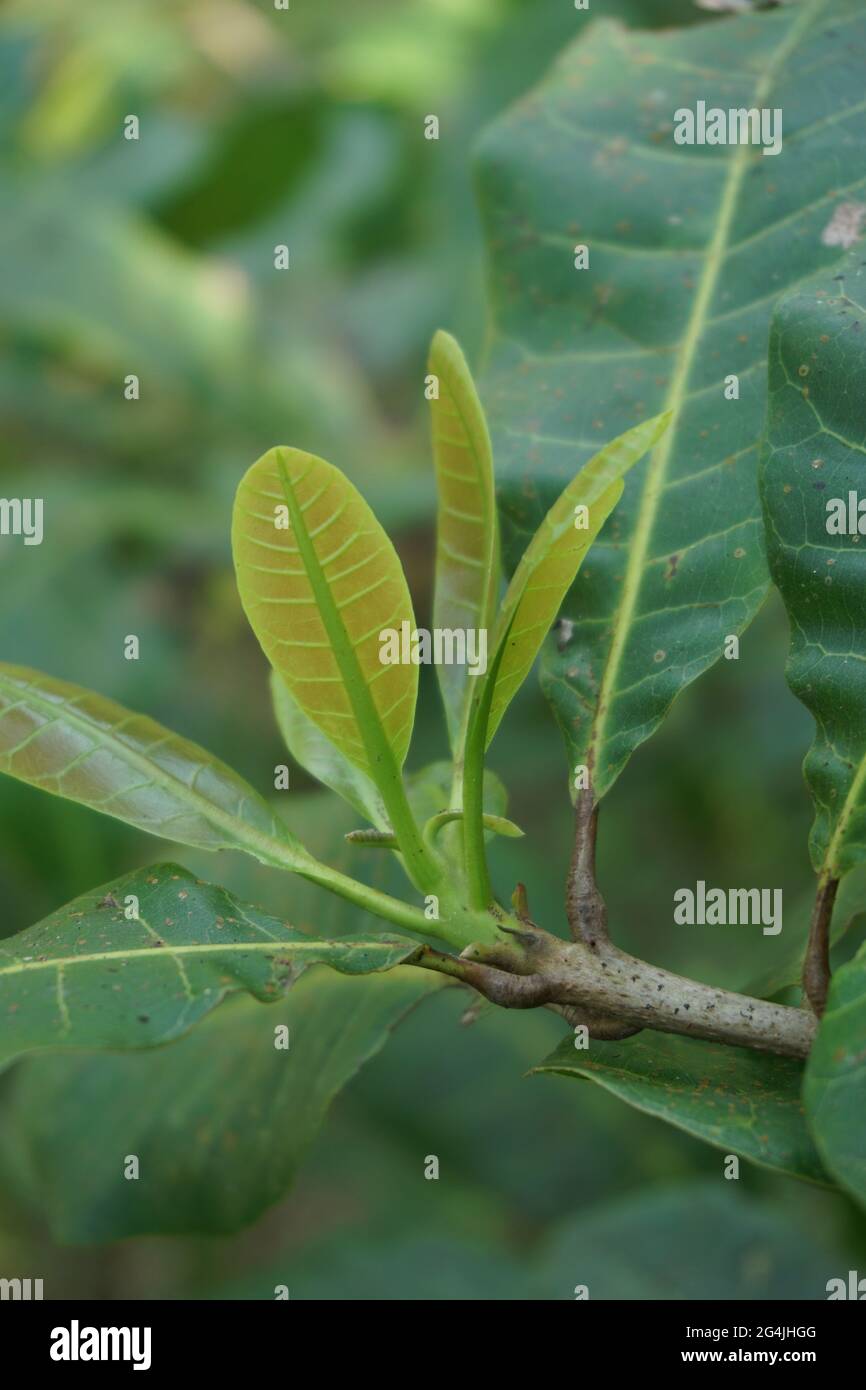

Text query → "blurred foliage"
[0,0,864,1300]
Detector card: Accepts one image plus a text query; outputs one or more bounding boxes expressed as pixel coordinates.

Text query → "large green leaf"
[4,967,437,1240]
[535,1031,828,1186]
[530,1185,838,1302]
[218,1232,525,1302]
[232,447,417,782]
[0,664,303,870]
[480,0,865,798]
[761,252,866,881]
[212,1184,836,1301]
[428,330,499,751]
[804,941,866,1208]
[0,863,420,1070]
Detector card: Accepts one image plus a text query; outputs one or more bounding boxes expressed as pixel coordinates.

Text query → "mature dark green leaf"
[804,941,866,1207]
[0,863,420,1070]
[535,1031,828,1185]
[5,967,438,1240]
[218,1233,524,1301]
[480,0,865,798]
[761,253,866,881]
[212,1183,836,1301]
[0,664,305,870]
[530,1185,838,1301]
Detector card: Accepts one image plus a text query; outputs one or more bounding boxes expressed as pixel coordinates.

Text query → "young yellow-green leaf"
[232,448,417,786]
[428,330,499,750]
[483,413,670,749]
[270,670,388,830]
[0,665,302,870]
[424,809,524,842]
[459,416,667,907]
[0,863,422,1071]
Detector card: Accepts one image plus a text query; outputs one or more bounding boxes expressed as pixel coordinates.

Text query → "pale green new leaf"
[761,253,866,882]
[425,810,523,841]
[404,758,508,826]
[0,863,421,1072]
[270,670,388,829]
[481,413,669,749]
[0,664,302,870]
[428,330,499,750]
[481,0,865,799]
[232,447,417,801]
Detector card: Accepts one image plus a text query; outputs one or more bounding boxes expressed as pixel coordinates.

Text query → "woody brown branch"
[566,784,608,947]
[803,875,838,1017]
[562,786,638,1037]
[415,924,816,1060]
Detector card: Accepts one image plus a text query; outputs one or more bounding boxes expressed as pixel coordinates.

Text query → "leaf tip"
[429,326,457,361]
[656,409,674,435]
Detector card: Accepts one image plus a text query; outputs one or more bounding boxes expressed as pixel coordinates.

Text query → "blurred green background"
[0,0,864,1300]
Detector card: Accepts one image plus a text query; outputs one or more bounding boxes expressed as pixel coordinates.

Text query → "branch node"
[566,782,609,946]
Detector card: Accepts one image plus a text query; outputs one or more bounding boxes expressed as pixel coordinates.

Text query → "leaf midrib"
[271,453,441,893]
[273,453,410,791]
[587,0,826,778]
[0,938,414,980]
